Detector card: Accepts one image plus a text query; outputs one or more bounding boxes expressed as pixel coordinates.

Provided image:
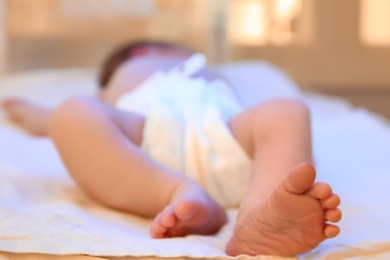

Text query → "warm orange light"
[0,0,6,76]
[274,0,301,20]
[228,0,268,46]
[228,0,302,46]
[360,0,390,46]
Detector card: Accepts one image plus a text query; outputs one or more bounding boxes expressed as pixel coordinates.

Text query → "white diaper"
[116,54,252,208]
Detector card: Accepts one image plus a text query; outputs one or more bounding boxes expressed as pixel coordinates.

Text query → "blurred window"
[360,0,390,46]
[228,0,313,46]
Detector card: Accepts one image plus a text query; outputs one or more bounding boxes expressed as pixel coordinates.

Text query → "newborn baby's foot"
[150,181,227,238]
[1,98,50,136]
[226,163,342,256]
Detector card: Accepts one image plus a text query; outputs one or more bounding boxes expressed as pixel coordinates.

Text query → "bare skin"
[150,163,341,246]
[226,163,341,256]
[0,56,223,137]
[0,57,184,137]
[1,98,51,136]
[47,94,341,257]
[2,51,342,256]
[147,99,341,255]
[150,180,227,238]
[1,98,228,238]
[48,97,227,236]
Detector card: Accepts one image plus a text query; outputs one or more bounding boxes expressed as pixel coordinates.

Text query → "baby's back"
[100,56,224,105]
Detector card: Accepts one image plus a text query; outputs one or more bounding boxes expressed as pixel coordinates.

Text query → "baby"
[2,41,196,136]
[1,40,342,257]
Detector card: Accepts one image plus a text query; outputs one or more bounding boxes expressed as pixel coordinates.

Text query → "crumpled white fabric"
[1,67,390,259]
[116,64,252,208]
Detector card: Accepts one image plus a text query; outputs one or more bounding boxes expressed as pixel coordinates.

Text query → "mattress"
[0,64,389,260]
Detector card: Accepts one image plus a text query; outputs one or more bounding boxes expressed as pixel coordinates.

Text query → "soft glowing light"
[241,2,265,39]
[275,0,300,20]
[360,0,390,46]
[228,0,268,46]
[228,0,301,46]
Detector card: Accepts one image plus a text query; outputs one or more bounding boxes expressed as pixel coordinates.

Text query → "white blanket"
[0,65,390,259]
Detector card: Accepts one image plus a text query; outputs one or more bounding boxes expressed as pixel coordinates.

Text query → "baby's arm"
[1,98,52,136]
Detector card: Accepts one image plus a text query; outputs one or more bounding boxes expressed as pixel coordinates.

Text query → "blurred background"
[1,0,390,118]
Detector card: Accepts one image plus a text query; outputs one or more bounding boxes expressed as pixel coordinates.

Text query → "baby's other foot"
[1,98,50,136]
[150,181,227,238]
[226,163,342,256]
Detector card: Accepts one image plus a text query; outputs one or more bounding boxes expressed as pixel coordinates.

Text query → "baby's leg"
[49,96,226,237]
[226,99,341,256]
[1,98,51,136]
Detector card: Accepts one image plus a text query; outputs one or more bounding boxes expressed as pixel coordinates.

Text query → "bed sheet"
[0,65,390,260]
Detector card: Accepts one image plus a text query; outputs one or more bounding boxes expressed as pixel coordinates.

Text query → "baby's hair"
[99,40,191,89]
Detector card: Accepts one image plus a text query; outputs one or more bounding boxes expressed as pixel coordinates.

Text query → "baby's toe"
[150,213,168,238]
[325,208,342,223]
[160,206,177,228]
[324,224,340,238]
[305,182,332,200]
[321,194,340,209]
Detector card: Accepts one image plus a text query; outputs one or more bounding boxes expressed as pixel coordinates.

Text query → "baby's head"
[99,40,192,89]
